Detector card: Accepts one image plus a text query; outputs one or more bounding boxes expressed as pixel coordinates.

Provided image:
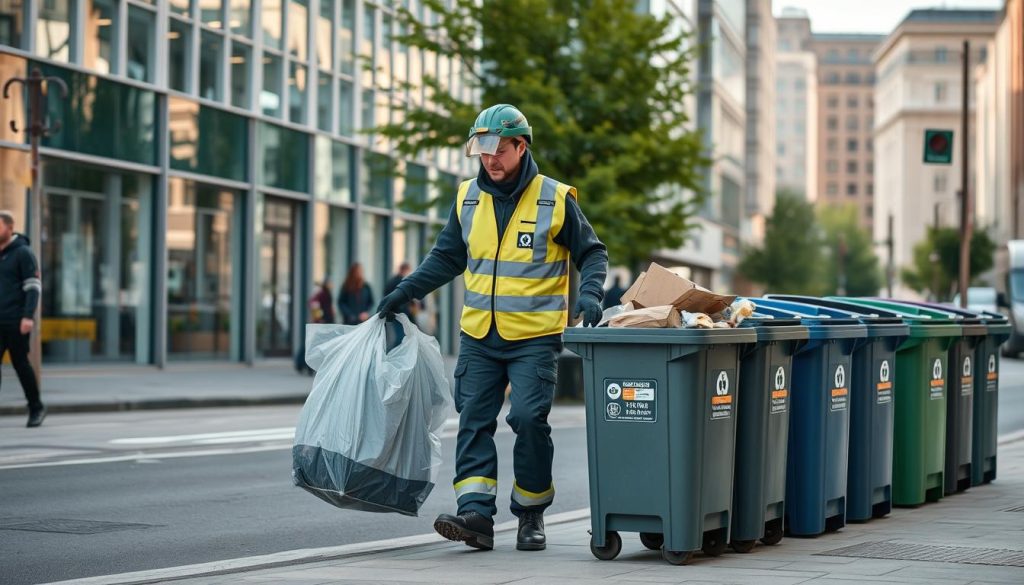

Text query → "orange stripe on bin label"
[877,382,892,391]
[987,373,998,380]
[831,388,848,397]
[711,395,733,405]
[930,379,944,387]
[771,389,788,399]
[622,388,635,401]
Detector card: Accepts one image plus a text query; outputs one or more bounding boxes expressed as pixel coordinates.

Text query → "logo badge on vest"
[517,232,534,249]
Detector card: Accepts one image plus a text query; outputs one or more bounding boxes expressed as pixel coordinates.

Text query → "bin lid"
[826,297,963,338]
[877,299,1007,336]
[763,295,909,338]
[745,299,867,340]
[739,315,809,342]
[563,326,757,345]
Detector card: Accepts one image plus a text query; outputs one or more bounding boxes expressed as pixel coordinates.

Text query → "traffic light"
[923,129,954,164]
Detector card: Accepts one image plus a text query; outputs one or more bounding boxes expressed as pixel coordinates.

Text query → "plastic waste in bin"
[746,299,866,536]
[763,296,909,522]
[827,298,961,505]
[729,316,808,553]
[883,301,1010,487]
[564,326,757,565]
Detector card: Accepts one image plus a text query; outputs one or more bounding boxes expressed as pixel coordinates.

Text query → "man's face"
[480,138,525,183]
[0,221,12,244]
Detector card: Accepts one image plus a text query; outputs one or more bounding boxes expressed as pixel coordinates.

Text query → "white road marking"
[41,508,592,585]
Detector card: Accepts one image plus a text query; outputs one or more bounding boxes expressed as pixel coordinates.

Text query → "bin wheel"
[761,520,784,546]
[590,531,622,561]
[824,515,844,533]
[639,532,664,551]
[663,549,693,565]
[701,529,728,557]
[730,539,756,554]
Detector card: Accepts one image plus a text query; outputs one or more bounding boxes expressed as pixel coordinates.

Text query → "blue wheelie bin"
[748,300,867,536]
[882,301,1011,487]
[763,296,909,521]
[729,315,808,552]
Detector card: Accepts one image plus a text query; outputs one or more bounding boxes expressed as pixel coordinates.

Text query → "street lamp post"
[2,67,68,387]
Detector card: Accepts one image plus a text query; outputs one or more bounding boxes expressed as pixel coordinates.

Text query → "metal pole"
[932,203,941,301]
[959,40,972,309]
[886,213,894,298]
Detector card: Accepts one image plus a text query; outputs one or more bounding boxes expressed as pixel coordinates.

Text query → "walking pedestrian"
[337,263,374,325]
[0,211,44,427]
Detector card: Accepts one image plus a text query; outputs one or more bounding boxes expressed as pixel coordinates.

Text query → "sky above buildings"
[774,0,1004,33]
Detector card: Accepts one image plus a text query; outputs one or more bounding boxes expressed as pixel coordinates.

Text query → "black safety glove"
[574,293,603,328]
[377,288,411,319]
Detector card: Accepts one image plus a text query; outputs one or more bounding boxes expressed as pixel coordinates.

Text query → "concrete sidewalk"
[0,356,460,415]
[51,439,1024,585]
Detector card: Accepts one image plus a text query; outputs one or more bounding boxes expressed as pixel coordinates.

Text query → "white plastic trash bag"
[292,315,452,516]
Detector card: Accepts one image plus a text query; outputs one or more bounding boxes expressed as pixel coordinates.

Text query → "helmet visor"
[465,133,501,157]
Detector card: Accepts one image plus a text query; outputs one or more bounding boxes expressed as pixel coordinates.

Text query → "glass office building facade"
[0,0,471,365]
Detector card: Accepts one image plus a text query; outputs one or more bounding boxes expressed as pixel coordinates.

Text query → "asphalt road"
[0,406,588,585]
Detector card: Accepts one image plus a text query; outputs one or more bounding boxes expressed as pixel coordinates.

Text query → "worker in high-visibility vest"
[378,104,608,551]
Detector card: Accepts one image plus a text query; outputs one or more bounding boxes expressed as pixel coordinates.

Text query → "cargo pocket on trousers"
[453,361,468,412]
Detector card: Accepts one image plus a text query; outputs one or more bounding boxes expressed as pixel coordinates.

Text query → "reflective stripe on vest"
[511,481,555,507]
[456,174,576,341]
[454,476,498,499]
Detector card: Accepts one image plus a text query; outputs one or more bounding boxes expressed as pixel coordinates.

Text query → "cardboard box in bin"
[608,304,681,329]
[621,262,736,315]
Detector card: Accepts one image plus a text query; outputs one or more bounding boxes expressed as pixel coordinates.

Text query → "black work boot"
[434,512,494,550]
[516,511,546,551]
[27,404,46,428]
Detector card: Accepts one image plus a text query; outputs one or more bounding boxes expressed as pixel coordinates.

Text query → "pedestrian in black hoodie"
[0,211,44,427]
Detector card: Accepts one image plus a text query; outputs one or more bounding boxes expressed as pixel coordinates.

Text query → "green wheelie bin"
[891,302,1012,486]
[730,316,808,552]
[830,298,962,505]
[564,326,757,565]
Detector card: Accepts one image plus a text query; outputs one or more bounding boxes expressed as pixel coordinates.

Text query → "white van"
[994,240,1024,357]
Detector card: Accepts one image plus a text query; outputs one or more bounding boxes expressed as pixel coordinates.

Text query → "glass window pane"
[83,0,117,74]
[262,0,282,49]
[199,0,222,27]
[229,0,251,36]
[339,0,355,75]
[313,203,350,300]
[338,79,354,135]
[126,6,156,83]
[168,18,191,92]
[261,53,282,116]
[37,0,73,62]
[316,0,333,71]
[0,0,25,49]
[230,41,250,108]
[199,31,223,101]
[166,179,240,360]
[317,72,332,131]
[257,196,296,357]
[39,62,157,165]
[169,0,192,17]
[168,97,248,181]
[359,213,387,296]
[360,88,373,132]
[287,0,308,61]
[361,152,392,207]
[361,4,375,85]
[258,122,308,192]
[314,136,352,203]
[288,62,307,124]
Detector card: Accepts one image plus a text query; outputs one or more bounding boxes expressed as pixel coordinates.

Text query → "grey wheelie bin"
[564,326,757,565]
[729,316,808,553]
[748,300,867,536]
[764,295,910,521]
[887,301,1011,486]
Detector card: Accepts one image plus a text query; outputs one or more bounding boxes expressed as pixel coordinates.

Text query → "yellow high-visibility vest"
[456,174,576,341]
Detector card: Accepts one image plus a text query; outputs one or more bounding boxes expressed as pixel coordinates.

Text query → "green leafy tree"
[738,191,825,295]
[818,205,882,296]
[902,227,997,301]
[376,0,709,269]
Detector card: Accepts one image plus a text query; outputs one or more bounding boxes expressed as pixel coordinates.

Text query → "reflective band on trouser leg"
[511,481,555,508]
[454,476,498,500]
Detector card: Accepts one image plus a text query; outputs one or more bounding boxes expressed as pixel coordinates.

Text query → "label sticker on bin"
[960,356,973,396]
[876,359,893,404]
[986,354,998,392]
[603,378,657,423]
[770,365,788,415]
[710,370,735,421]
[830,362,849,412]
[930,357,945,400]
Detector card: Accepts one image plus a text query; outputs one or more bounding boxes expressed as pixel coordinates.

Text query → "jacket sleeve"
[18,248,41,319]
[553,195,608,303]
[395,202,468,300]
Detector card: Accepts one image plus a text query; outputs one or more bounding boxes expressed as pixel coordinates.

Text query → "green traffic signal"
[923,129,954,164]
